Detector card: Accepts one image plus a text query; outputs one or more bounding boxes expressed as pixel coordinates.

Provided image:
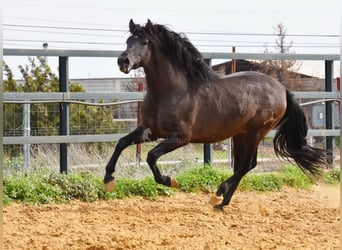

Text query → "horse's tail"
[273,90,330,177]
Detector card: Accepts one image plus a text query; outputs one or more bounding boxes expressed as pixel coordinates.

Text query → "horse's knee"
[116,137,129,152]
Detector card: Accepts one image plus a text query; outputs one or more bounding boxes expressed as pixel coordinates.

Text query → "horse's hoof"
[214,204,225,212]
[104,179,117,192]
[208,194,223,206]
[170,177,179,188]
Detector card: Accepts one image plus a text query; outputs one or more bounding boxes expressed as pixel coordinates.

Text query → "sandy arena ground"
[3,184,340,250]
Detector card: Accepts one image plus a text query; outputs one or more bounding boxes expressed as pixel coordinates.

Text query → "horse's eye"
[142,39,149,45]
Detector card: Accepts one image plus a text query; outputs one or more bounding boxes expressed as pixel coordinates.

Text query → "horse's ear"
[129,19,136,33]
[145,19,153,33]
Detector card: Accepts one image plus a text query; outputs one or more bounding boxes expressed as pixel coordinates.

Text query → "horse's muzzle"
[118,55,131,74]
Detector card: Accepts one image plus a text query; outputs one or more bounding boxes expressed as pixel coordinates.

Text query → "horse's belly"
[190,119,245,143]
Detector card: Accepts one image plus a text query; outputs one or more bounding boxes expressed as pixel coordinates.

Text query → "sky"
[3,0,341,79]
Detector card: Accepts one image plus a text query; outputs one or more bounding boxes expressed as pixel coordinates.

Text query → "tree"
[257,23,303,90]
[3,57,118,156]
[3,61,23,142]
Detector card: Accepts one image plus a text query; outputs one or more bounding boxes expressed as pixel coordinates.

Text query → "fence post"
[228,47,237,169]
[203,58,213,165]
[324,60,334,165]
[23,103,30,170]
[59,56,69,173]
[136,78,144,166]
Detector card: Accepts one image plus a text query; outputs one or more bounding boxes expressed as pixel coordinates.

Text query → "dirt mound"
[3,184,340,249]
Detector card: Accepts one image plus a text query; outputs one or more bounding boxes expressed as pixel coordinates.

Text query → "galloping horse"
[104,19,329,210]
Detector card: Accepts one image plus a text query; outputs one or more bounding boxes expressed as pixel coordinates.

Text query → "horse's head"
[118,19,153,74]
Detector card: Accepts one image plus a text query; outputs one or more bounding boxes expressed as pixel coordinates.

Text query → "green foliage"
[3,170,173,205]
[43,172,104,202]
[110,177,173,200]
[18,57,59,92]
[323,168,340,185]
[280,165,313,189]
[3,193,13,205]
[3,155,24,175]
[3,57,61,145]
[3,57,118,156]
[3,165,339,205]
[3,61,17,91]
[4,171,104,204]
[4,172,63,204]
[177,165,230,193]
[239,173,283,192]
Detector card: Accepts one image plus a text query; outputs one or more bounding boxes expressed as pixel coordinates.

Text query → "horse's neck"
[144,57,187,96]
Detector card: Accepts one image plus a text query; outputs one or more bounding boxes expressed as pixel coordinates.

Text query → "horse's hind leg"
[217,150,258,209]
[210,133,258,210]
[104,125,156,192]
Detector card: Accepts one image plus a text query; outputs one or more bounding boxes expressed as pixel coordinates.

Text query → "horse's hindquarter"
[190,72,287,143]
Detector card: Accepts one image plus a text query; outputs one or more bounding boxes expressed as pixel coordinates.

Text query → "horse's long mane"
[132,23,219,85]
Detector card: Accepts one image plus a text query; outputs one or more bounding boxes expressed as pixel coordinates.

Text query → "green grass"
[4,172,64,205]
[104,177,173,200]
[322,167,340,185]
[177,165,229,193]
[279,164,313,189]
[3,165,339,205]
[239,172,284,192]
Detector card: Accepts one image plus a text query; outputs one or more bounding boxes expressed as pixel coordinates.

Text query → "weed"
[3,164,339,205]
[323,167,340,185]
[112,177,173,200]
[4,173,63,204]
[177,165,230,193]
[44,171,104,202]
[279,165,313,189]
[3,155,24,176]
[239,173,283,192]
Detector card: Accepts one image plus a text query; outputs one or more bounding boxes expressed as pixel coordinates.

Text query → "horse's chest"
[141,108,157,129]
[141,104,164,135]
[141,100,181,137]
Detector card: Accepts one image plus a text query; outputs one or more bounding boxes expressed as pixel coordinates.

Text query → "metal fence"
[3,49,340,174]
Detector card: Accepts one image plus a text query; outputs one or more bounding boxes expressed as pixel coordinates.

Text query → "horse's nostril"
[124,58,130,65]
[118,56,130,66]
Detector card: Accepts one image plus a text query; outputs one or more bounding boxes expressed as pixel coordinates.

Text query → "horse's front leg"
[104,125,155,192]
[146,134,188,187]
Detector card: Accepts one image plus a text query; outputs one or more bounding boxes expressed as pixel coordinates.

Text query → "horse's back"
[218,71,286,104]
[220,71,283,89]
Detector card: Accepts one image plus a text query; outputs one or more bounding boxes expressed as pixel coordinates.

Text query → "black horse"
[104,19,329,210]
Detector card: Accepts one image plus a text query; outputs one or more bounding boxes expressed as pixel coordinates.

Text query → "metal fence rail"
[4,48,340,61]
[3,91,340,145]
[3,91,339,101]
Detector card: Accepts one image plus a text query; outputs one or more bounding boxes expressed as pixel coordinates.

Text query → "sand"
[3,184,340,249]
